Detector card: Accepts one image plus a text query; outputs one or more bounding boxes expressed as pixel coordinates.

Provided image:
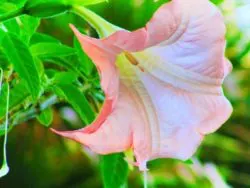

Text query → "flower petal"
[51,1,233,169]
[98,0,230,93]
[102,0,225,50]
[101,0,179,50]
[51,26,147,157]
[51,25,120,137]
[138,72,232,160]
[70,25,119,100]
[74,25,120,130]
[52,84,137,154]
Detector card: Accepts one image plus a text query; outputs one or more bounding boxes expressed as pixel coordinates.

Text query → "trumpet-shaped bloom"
[52,0,232,170]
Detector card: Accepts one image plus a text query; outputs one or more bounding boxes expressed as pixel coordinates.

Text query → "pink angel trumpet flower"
[52,0,233,171]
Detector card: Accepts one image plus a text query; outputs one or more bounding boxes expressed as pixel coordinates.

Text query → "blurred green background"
[0,0,250,187]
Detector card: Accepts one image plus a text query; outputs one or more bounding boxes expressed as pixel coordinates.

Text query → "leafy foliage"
[37,108,53,127]
[100,153,129,188]
[56,84,95,124]
[1,34,41,99]
[0,0,249,187]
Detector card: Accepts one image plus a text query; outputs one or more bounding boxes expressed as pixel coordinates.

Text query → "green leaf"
[72,0,108,6]
[0,81,30,119]
[100,153,129,188]
[0,29,5,42]
[1,34,41,99]
[30,42,76,58]
[37,108,53,127]
[0,51,9,70]
[33,56,45,77]
[0,3,17,15]
[30,32,61,45]
[8,0,27,8]
[0,83,8,122]
[57,84,95,124]
[25,0,69,18]
[210,0,224,5]
[53,72,77,85]
[184,159,194,165]
[1,18,20,36]
[2,15,40,44]
[25,0,108,18]
[19,15,40,43]
[0,30,8,69]
[44,56,82,75]
[74,37,94,75]
[0,84,8,121]
[0,0,26,22]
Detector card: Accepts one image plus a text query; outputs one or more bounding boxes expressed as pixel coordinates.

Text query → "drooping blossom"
[52,0,232,170]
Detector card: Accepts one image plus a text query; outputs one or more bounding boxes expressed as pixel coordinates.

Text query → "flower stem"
[144,170,148,188]
[0,69,3,93]
[0,82,10,177]
[0,95,58,131]
[71,5,121,38]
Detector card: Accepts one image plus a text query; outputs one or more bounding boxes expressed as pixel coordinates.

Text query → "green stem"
[0,83,10,177]
[0,95,58,130]
[2,85,9,162]
[143,170,148,188]
[71,5,121,38]
[0,69,3,93]
[0,83,93,130]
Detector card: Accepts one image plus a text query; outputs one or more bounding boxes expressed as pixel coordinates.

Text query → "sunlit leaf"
[30,32,61,45]
[25,0,69,18]
[74,37,94,76]
[53,72,77,85]
[2,15,40,44]
[0,3,17,15]
[210,0,224,5]
[56,84,95,124]
[1,34,41,99]
[0,0,26,22]
[30,42,76,58]
[100,153,129,188]
[37,108,53,127]
[72,0,108,6]
[0,80,29,120]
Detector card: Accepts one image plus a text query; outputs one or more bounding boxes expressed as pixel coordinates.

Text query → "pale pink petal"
[70,25,119,100]
[100,0,229,83]
[140,0,181,47]
[138,72,232,160]
[157,126,204,160]
[102,28,147,52]
[51,26,147,156]
[52,84,140,154]
[51,0,233,169]
[51,25,120,136]
[101,0,179,50]
[102,0,224,49]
